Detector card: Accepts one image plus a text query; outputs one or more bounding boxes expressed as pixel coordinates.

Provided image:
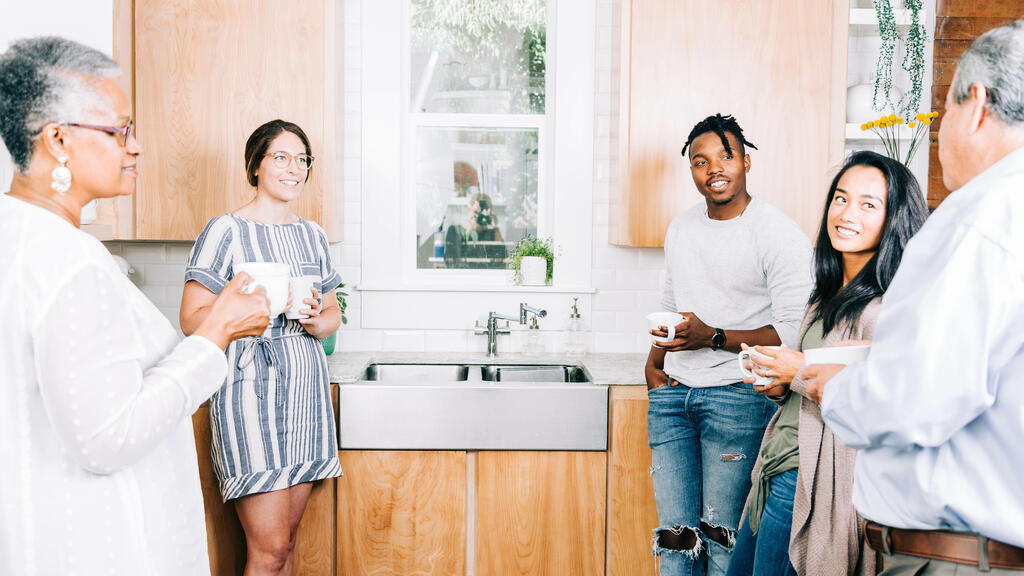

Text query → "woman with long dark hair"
[726,151,929,576]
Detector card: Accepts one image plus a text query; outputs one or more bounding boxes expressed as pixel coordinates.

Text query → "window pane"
[415,127,539,270]
[410,0,546,114]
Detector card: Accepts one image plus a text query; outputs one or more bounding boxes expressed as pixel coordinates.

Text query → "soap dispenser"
[522,314,545,357]
[565,297,586,357]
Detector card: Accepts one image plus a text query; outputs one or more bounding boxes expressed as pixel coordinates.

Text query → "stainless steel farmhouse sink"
[338,363,607,451]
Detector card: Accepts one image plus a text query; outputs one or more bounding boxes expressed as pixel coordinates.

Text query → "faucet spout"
[474,302,547,357]
[520,303,547,324]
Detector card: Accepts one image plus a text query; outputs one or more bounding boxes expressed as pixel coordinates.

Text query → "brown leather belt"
[865,521,1024,570]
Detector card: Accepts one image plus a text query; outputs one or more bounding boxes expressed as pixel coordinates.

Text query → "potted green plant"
[320,282,349,356]
[510,235,555,286]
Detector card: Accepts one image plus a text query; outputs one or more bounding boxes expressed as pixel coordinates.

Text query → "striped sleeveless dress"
[185,214,342,501]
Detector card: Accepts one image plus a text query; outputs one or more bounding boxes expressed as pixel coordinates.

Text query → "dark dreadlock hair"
[681,113,758,158]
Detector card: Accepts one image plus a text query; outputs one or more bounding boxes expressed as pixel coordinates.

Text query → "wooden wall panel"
[606,386,659,576]
[133,0,337,240]
[476,451,606,576]
[928,1,1021,209]
[613,0,849,245]
[337,451,466,576]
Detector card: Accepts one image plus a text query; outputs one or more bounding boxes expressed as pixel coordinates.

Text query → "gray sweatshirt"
[661,197,813,388]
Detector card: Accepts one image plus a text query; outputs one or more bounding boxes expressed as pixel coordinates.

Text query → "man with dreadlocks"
[644,113,812,575]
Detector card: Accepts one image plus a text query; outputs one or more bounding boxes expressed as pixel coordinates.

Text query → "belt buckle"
[880,525,892,555]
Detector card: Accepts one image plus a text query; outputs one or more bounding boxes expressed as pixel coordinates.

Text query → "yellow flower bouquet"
[861,111,937,166]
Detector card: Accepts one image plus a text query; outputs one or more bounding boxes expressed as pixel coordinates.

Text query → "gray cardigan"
[748,299,882,576]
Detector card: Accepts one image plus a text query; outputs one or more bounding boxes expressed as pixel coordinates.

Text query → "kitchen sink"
[478,364,590,383]
[340,362,606,451]
[359,363,591,384]
[360,363,469,382]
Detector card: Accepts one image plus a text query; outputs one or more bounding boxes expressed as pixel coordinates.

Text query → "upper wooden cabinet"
[612,0,850,245]
[100,0,341,241]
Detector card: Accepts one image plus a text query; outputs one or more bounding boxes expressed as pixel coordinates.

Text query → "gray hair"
[0,37,121,173]
[951,20,1024,126]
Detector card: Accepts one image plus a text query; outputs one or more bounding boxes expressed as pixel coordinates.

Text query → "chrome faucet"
[475,302,548,357]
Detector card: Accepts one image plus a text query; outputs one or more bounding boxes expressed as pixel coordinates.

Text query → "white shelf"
[849,8,913,27]
[846,123,912,142]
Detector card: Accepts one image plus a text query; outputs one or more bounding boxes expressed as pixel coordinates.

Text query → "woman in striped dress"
[180,119,343,575]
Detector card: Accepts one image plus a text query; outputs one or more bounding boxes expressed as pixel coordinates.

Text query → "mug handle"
[664,323,676,341]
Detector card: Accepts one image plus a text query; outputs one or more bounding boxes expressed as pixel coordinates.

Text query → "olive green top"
[747,316,825,534]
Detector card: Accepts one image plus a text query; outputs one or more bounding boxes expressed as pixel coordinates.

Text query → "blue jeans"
[647,382,778,576]
[727,469,799,576]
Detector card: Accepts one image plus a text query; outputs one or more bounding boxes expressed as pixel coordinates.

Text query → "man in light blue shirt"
[802,20,1024,574]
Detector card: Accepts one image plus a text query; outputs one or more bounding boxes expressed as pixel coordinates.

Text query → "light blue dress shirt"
[821,145,1024,548]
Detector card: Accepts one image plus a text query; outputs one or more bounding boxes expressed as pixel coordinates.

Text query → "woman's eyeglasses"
[64,120,134,147]
[265,151,314,171]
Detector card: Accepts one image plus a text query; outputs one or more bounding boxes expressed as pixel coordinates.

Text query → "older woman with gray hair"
[0,37,271,574]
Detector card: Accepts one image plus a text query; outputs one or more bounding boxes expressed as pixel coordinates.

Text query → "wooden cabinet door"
[606,386,659,575]
[476,451,607,576]
[613,0,849,245]
[338,451,467,576]
[192,403,246,576]
[126,0,340,240]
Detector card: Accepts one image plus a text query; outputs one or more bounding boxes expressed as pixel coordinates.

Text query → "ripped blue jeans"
[647,381,778,576]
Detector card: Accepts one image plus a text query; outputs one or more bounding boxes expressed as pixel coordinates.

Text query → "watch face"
[713,329,725,349]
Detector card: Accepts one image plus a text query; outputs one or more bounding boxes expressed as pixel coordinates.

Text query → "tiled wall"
[106,0,930,354]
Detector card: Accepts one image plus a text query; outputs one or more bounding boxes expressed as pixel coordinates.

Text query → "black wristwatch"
[711,327,726,351]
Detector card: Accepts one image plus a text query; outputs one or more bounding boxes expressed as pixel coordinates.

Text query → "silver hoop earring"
[51,156,72,195]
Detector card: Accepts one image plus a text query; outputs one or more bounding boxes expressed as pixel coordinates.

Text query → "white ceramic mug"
[646,312,683,344]
[234,262,289,317]
[737,345,781,387]
[803,344,870,366]
[286,275,319,320]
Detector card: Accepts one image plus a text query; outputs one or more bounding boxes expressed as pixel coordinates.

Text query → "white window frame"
[360,0,594,330]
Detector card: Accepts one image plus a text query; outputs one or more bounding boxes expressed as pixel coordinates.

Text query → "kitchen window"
[408,0,548,272]
[360,0,594,328]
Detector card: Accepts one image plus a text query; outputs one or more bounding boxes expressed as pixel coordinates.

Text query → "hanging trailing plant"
[872,0,928,118]
[899,0,927,117]
[872,0,900,114]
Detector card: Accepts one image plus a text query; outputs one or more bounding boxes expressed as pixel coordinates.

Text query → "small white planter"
[519,256,548,286]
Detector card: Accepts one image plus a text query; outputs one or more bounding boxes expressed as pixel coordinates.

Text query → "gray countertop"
[327,351,648,386]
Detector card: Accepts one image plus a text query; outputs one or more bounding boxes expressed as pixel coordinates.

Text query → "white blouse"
[0,195,227,575]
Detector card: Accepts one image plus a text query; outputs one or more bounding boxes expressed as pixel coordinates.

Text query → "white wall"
[7,0,937,354]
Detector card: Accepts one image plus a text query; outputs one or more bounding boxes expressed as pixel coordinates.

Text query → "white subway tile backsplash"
[614,268,660,290]
[590,310,616,332]
[591,269,616,288]
[124,243,166,263]
[423,330,469,352]
[616,311,647,332]
[344,0,360,23]
[143,264,187,285]
[166,243,193,263]
[381,330,424,352]
[593,289,637,312]
[633,289,662,310]
[594,332,635,354]
[336,244,361,267]
[141,286,166,307]
[637,248,665,268]
[338,328,382,351]
[593,244,639,269]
